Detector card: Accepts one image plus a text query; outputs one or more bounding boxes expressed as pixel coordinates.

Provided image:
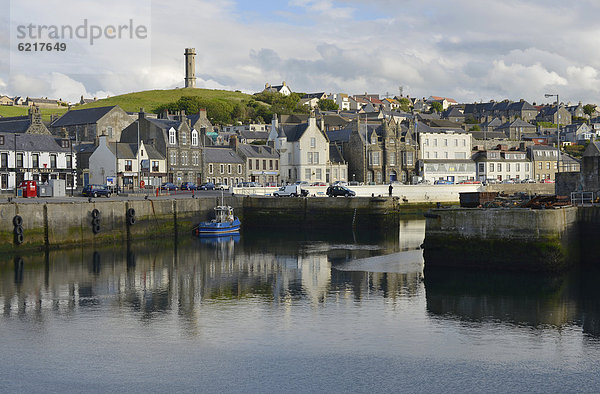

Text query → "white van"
[273,185,309,197]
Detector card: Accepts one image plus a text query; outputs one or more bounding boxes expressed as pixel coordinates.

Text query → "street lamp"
[545,93,560,176]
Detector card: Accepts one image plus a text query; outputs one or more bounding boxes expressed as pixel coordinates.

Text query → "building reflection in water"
[0,221,424,329]
[3,219,599,338]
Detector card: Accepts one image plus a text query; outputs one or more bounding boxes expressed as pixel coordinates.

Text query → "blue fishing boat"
[194,205,241,237]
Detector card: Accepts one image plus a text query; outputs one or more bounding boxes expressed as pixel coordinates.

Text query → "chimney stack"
[229,135,238,151]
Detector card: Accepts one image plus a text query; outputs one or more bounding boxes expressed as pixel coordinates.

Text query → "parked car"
[273,185,309,197]
[294,181,309,186]
[434,180,454,185]
[198,182,215,190]
[160,182,177,191]
[543,179,555,183]
[311,182,326,186]
[215,183,226,190]
[82,184,112,198]
[331,180,347,186]
[180,182,196,190]
[348,181,361,186]
[326,185,355,197]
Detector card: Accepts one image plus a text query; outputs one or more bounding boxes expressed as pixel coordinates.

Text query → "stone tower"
[184,48,196,88]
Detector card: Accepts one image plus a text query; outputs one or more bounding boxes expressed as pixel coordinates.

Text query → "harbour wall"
[0,196,434,253]
[423,207,580,272]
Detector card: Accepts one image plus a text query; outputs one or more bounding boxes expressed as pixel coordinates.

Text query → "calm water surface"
[1,220,600,393]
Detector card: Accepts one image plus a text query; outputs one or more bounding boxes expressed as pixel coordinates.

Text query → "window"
[269,160,273,170]
[314,152,319,164]
[107,126,113,138]
[546,162,550,170]
[275,161,278,170]
[478,163,484,173]
[305,168,311,180]
[389,153,396,165]
[181,151,188,165]
[220,164,224,173]
[497,163,502,172]
[181,132,187,145]
[287,153,291,163]
[463,139,466,146]
[490,163,494,172]
[444,139,448,146]
[249,160,252,170]
[1,153,7,168]
[434,152,438,159]
[404,152,413,165]
[316,168,322,180]
[538,162,542,170]
[434,139,438,147]
[125,160,132,171]
[50,154,56,169]
[261,159,265,170]
[209,164,213,174]
[310,137,316,148]
[525,163,530,172]
[16,153,23,168]
[192,153,198,166]
[32,154,39,168]
[370,152,380,165]
[66,155,72,169]
[238,165,242,174]
[454,139,458,146]
[169,129,176,145]
[506,163,510,172]
[228,164,232,174]
[191,130,198,146]
[444,152,448,159]
[255,159,260,169]
[516,163,520,172]
[170,151,177,165]
[152,161,159,172]
[376,171,382,183]
[425,139,429,146]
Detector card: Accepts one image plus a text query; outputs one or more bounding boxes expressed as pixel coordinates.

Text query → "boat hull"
[195,218,241,237]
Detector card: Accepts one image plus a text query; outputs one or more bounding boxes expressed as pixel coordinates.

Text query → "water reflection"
[425,268,600,337]
[2,219,600,340]
[0,221,424,326]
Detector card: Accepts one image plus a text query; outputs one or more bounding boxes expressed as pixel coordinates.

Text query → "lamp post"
[14,133,18,197]
[70,136,74,197]
[545,93,560,176]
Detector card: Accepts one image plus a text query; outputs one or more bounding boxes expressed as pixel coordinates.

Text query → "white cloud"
[2,0,600,104]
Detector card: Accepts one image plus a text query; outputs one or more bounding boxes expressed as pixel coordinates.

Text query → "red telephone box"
[21,180,37,198]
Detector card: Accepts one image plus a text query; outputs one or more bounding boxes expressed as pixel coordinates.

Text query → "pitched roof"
[145,144,165,160]
[203,147,244,163]
[0,116,32,133]
[237,144,278,158]
[326,127,352,143]
[0,132,71,152]
[51,106,117,127]
[278,123,310,142]
[239,130,269,140]
[108,142,136,159]
[329,145,345,164]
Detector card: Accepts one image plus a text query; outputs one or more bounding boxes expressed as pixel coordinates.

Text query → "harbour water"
[1,220,600,392]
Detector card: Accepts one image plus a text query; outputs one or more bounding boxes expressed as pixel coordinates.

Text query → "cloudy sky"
[1,0,599,105]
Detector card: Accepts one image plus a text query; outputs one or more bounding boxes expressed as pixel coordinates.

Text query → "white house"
[89,136,166,189]
[327,93,350,111]
[269,113,347,184]
[473,149,532,182]
[0,132,77,191]
[417,123,476,183]
[263,81,292,96]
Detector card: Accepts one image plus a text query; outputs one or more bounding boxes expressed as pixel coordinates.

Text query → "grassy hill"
[0,105,68,122]
[78,88,255,113]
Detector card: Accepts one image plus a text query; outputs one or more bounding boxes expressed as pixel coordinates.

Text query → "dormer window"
[169,128,176,145]
[191,130,198,146]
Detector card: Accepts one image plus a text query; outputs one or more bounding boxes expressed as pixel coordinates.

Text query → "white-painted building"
[417,124,476,183]
[327,93,350,111]
[0,132,77,191]
[89,135,166,189]
[473,149,532,182]
[269,113,347,184]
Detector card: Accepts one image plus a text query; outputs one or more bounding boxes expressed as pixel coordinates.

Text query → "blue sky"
[1,0,600,105]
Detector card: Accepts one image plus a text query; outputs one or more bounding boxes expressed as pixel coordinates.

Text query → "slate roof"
[0,132,71,152]
[108,142,136,159]
[51,106,116,127]
[0,116,31,133]
[147,117,182,130]
[329,145,345,164]
[237,144,278,158]
[278,123,309,142]
[508,101,537,111]
[145,144,165,160]
[239,130,269,140]
[470,131,508,140]
[326,127,352,143]
[203,147,244,163]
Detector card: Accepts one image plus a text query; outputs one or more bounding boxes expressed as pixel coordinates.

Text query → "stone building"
[473,148,532,182]
[328,118,416,184]
[233,138,280,185]
[50,105,133,143]
[201,146,245,186]
[120,110,203,185]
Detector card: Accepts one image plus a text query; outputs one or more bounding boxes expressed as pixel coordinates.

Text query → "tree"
[318,99,338,111]
[469,125,481,131]
[584,104,596,117]
[398,97,411,112]
[430,101,443,113]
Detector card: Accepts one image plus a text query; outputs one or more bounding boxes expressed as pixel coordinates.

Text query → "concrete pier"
[423,207,580,272]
